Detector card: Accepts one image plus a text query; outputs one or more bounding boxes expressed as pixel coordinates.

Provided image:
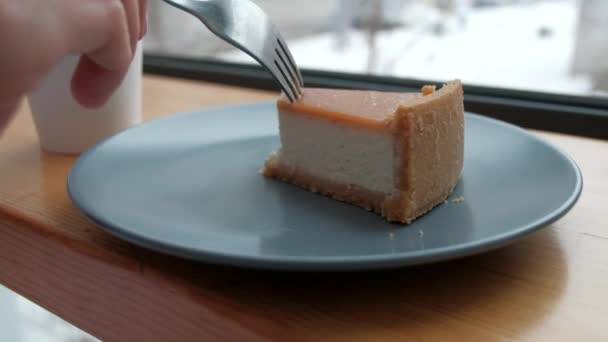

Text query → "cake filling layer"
[275,109,396,194]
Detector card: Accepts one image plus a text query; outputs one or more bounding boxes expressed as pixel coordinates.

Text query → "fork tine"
[273,59,298,102]
[276,37,304,88]
[275,48,301,100]
[276,48,301,97]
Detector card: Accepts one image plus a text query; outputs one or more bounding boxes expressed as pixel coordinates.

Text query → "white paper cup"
[27,43,143,154]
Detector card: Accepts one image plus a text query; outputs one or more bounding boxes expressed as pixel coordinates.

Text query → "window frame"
[144,54,608,140]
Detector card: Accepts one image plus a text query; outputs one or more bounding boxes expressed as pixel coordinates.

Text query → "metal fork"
[159,0,304,102]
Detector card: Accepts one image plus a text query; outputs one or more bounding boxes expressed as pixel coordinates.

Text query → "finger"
[60,0,132,71]
[70,55,128,108]
[121,0,141,55]
[58,0,133,108]
[139,0,148,38]
[0,98,19,136]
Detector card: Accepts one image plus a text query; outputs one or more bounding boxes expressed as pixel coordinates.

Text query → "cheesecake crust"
[263,152,391,220]
[262,152,456,223]
[393,80,465,217]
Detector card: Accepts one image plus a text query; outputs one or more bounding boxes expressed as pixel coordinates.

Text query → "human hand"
[0,0,147,134]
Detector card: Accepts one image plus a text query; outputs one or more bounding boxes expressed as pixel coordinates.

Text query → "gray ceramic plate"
[67,102,582,271]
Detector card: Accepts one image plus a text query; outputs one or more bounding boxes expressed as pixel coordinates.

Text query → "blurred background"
[145,0,608,96]
[1,1,606,341]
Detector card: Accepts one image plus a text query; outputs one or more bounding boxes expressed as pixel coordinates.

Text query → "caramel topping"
[278,88,422,128]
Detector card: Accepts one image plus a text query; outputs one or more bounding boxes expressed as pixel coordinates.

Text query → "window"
[145,0,607,97]
[143,0,608,138]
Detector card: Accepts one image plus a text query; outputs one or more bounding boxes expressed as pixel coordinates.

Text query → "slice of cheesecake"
[262,80,464,224]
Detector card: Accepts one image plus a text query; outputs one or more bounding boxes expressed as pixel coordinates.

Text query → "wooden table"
[1,75,607,341]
